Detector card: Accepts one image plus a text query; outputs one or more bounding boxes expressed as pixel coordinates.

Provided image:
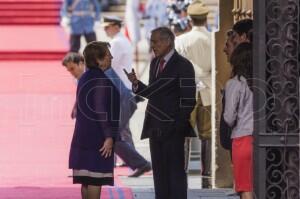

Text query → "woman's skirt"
[72,169,113,186]
[232,135,253,192]
[69,146,114,186]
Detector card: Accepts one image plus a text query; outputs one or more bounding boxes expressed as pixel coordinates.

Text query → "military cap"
[187,0,209,18]
[101,15,123,27]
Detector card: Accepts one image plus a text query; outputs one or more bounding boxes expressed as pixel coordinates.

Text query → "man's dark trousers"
[150,133,187,199]
[70,32,96,52]
[114,138,148,170]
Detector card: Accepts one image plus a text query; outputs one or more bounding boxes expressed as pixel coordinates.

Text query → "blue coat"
[69,67,120,173]
[104,68,137,132]
[61,0,100,34]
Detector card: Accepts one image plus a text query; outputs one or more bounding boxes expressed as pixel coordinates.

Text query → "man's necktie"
[157,59,165,76]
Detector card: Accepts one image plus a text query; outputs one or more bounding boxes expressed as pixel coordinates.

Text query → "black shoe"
[128,163,151,177]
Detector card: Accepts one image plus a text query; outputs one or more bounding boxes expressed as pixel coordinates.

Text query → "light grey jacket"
[224,76,253,138]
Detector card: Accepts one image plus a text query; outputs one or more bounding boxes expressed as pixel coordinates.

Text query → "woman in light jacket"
[223,42,253,199]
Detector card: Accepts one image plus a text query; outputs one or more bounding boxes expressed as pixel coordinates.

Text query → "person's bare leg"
[81,184,88,199]
[87,185,101,199]
[240,192,253,199]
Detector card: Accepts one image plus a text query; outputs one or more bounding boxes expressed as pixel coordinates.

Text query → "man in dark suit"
[125,27,196,199]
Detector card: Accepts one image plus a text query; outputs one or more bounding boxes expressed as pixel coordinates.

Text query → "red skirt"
[232,135,253,192]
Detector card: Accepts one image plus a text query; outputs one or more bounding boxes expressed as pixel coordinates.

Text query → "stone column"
[214,0,234,188]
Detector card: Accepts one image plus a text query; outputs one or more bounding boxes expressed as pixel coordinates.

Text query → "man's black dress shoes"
[128,163,152,177]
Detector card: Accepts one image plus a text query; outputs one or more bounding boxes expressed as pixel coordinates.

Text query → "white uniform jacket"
[175,26,212,106]
[110,32,134,89]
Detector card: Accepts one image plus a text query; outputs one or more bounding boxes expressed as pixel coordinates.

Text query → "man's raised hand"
[124,68,139,85]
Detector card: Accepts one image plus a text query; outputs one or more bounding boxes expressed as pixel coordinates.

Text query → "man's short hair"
[226,29,236,41]
[226,29,234,37]
[190,16,207,26]
[232,19,253,36]
[151,27,175,46]
[62,52,84,66]
[83,41,110,69]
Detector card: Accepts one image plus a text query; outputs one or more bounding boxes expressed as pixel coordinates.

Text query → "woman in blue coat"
[69,41,120,199]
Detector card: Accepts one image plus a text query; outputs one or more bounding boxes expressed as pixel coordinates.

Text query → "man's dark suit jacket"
[134,51,196,140]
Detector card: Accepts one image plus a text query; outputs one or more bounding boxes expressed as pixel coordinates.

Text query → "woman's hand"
[99,137,113,158]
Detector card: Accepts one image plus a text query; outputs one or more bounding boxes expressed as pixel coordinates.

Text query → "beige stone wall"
[214,0,253,188]
[214,0,234,188]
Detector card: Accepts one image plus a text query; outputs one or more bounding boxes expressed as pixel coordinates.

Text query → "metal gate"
[253,0,300,198]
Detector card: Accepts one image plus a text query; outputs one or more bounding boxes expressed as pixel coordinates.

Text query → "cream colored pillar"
[214,0,234,188]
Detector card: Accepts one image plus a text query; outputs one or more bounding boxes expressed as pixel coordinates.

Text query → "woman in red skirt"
[223,42,253,199]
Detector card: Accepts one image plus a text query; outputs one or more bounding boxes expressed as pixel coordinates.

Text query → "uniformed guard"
[61,0,100,52]
[175,0,212,188]
[101,16,133,89]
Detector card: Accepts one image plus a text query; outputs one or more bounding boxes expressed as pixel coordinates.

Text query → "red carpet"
[0,61,135,198]
[0,61,75,187]
[0,3,135,197]
[0,186,134,199]
[0,0,62,25]
[0,0,68,60]
[0,26,68,60]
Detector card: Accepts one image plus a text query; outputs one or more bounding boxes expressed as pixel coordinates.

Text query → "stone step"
[119,174,238,199]
[132,188,239,199]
